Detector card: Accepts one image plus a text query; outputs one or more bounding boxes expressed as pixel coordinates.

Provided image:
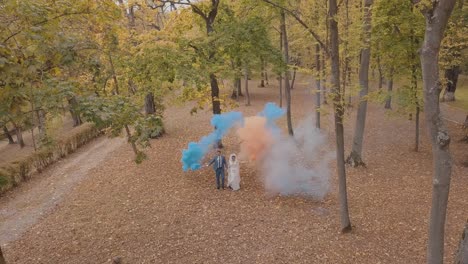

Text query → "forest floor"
[1,75,467,264]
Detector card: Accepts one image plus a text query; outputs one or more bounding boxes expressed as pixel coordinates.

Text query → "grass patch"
[445,75,468,111]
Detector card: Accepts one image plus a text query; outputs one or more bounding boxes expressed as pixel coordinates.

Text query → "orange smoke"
[236,116,274,162]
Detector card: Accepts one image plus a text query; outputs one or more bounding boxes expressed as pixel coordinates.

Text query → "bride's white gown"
[228,154,240,191]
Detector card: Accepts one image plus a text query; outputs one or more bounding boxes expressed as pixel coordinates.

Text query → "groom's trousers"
[215,168,225,189]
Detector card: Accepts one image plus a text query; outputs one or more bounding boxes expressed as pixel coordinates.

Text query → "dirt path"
[0,136,125,245]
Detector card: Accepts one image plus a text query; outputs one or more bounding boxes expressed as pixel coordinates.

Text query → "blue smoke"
[258,102,285,122]
[181,111,243,171]
[258,102,285,136]
[211,111,244,140]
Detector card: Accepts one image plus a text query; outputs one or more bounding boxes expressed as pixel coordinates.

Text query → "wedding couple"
[205,149,240,190]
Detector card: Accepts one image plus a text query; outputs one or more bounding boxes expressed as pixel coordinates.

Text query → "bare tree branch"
[260,0,328,52]
[147,0,209,21]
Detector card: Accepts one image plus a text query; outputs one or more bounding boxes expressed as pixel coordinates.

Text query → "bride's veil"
[229,154,238,166]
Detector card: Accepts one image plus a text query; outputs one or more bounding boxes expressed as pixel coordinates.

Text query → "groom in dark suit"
[207,149,227,190]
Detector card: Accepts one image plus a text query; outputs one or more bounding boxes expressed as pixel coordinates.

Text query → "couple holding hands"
[205,149,240,191]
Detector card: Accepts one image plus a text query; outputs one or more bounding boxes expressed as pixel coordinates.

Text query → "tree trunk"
[0,245,6,264]
[347,0,373,168]
[124,124,138,155]
[28,99,37,151]
[343,0,351,106]
[265,70,269,85]
[377,55,384,89]
[205,1,223,149]
[231,82,238,100]
[128,80,137,95]
[30,124,37,152]
[108,53,120,95]
[280,10,293,136]
[231,77,243,99]
[411,28,420,152]
[323,0,329,106]
[111,56,142,156]
[322,50,328,105]
[260,59,266,87]
[420,1,457,263]
[244,67,251,106]
[279,74,283,107]
[443,65,460,102]
[413,65,420,152]
[330,0,352,233]
[13,122,25,148]
[68,97,82,127]
[415,105,420,152]
[210,73,223,148]
[316,44,321,129]
[385,71,394,109]
[290,67,297,90]
[347,68,352,106]
[145,92,156,115]
[2,125,15,144]
[279,30,283,108]
[237,77,243,97]
[463,115,468,142]
[210,73,221,115]
[36,109,46,142]
[204,3,221,119]
[455,220,468,264]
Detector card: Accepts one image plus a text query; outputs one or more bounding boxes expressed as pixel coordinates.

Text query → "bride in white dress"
[227,154,240,191]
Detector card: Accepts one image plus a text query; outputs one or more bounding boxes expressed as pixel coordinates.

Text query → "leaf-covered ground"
[1,76,467,263]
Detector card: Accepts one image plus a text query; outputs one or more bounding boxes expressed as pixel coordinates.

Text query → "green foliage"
[0,175,9,187]
[133,115,165,148]
[1,0,465,165]
[0,0,170,162]
[215,6,284,78]
[372,0,425,115]
[372,0,425,77]
[394,84,424,112]
[440,2,468,70]
[135,151,148,164]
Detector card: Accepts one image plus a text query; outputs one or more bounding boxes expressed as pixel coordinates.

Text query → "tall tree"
[280,10,294,136]
[329,0,352,232]
[347,0,374,167]
[244,66,251,106]
[315,43,321,129]
[0,245,5,264]
[419,0,457,263]
[384,70,394,109]
[261,0,351,232]
[279,30,284,107]
[455,220,468,263]
[2,125,15,144]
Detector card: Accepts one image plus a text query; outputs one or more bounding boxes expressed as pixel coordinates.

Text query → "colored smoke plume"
[236,116,274,162]
[258,102,285,137]
[181,111,243,171]
[181,102,332,199]
[262,117,332,198]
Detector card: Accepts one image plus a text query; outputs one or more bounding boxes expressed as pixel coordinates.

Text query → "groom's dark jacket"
[209,155,227,171]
